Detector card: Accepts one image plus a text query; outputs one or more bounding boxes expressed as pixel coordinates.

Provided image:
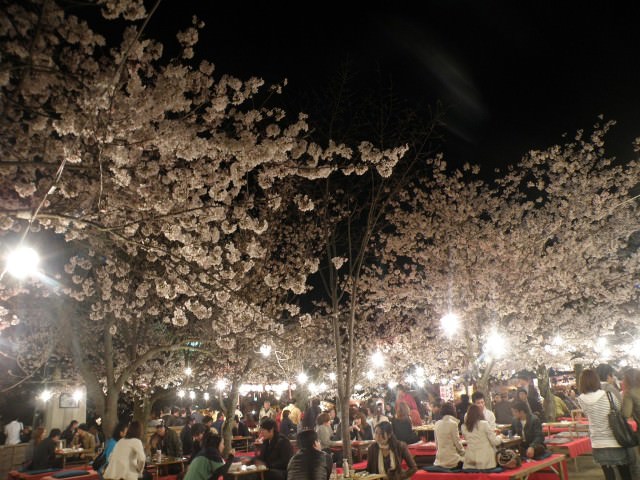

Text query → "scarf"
[377,446,396,475]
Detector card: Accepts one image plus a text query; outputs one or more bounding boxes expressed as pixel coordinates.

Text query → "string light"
[6,246,40,279]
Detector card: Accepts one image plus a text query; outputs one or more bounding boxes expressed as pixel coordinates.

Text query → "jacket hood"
[579,390,606,405]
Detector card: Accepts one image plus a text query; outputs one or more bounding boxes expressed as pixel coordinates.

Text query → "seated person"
[212,413,224,435]
[279,410,296,439]
[183,433,234,480]
[350,412,373,441]
[434,402,464,470]
[461,404,502,470]
[287,429,332,480]
[149,423,183,473]
[391,402,418,444]
[366,421,417,479]
[232,415,250,437]
[30,428,61,470]
[510,401,547,459]
[245,417,293,480]
[71,424,95,460]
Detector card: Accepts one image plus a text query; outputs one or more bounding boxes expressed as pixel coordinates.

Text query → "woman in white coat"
[103,421,150,480]
[434,402,464,469]
[461,404,502,470]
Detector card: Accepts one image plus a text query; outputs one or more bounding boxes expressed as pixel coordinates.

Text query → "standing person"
[301,399,322,430]
[287,429,332,480]
[103,421,150,480]
[433,402,464,470]
[259,400,276,421]
[622,368,640,422]
[509,401,546,459]
[100,421,128,476]
[516,373,544,420]
[578,369,633,480]
[4,418,24,445]
[365,421,417,480]
[391,402,418,444]
[494,393,513,425]
[597,364,622,402]
[396,387,421,426]
[460,404,502,470]
[181,416,196,456]
[30,429,62,470]
[183,433,234,480]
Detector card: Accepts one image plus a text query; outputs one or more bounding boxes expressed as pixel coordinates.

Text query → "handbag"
[91,450,107,471]
[605,391,639,448]
[496,448,521,469]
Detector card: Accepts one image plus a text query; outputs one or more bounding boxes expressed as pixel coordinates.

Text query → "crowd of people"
[2,363,639,480]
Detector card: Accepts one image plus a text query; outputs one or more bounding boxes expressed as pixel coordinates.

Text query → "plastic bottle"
[156,449,162,462]
[342,459,349,478]
[330,463,337,480]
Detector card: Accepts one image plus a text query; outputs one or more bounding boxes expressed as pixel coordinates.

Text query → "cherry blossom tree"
[372,121,640,401]
[1,0,413,436]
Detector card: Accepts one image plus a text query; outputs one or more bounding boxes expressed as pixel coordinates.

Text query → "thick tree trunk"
[103,391,120,438]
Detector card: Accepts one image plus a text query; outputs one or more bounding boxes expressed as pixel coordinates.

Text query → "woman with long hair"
[461,404,502,470]
[434,402,464,470]
[391,402,418,444]
[365,421,417,480]
[350,412,373,441]
[24,426,46,468]
[184,433,234,480]
[99,420,129,475]
[103,421,150,480]
[579,369,632,480]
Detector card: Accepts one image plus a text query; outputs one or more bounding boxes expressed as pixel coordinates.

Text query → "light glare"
[440,313,459,337]
[297,372,308,385]
[6,247,40,279]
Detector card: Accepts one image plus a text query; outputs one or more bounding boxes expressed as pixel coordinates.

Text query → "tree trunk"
[103,391,120,438]
[537,365,554,422]
[475,360,495,399]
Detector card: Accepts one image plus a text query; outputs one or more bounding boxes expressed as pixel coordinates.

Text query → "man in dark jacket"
[279,410,296,439]
[254,418,293,480]
[287,429,332,480]
[31,429,61,470]
[510,401,547,459]
[517,373,544,420]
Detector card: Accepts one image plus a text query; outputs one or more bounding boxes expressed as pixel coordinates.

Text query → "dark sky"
[148,1,640,169]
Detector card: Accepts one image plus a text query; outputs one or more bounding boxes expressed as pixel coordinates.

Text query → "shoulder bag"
[605,391,639,448]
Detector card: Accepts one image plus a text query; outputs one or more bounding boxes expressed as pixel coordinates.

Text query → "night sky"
[149,2,640,169]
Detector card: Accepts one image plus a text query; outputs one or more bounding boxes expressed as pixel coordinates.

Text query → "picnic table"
[545,435,592,471]
[54,449,94,469]
[329,440,375,461]
[145,456,187,480]
[411,453,568,480]
[407,436,522,467]
[227,464,268,480]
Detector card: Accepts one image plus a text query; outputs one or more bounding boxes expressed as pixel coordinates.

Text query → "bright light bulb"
[297,372,308,385]
[259,344,272,357]
[6,247,40,279]
[72,389,83,402]
[371,351,385,368]
[184,367,193,376]
[203,392,210,401]
[40,390,52,402]
[216,379,226,391]
[189,391,195,400]
[440,313,459,337]
[484,331,506,358]
[388,380,398,389]
[328,372,337,382]
[177,389,185,398]
[415,366,425,377]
